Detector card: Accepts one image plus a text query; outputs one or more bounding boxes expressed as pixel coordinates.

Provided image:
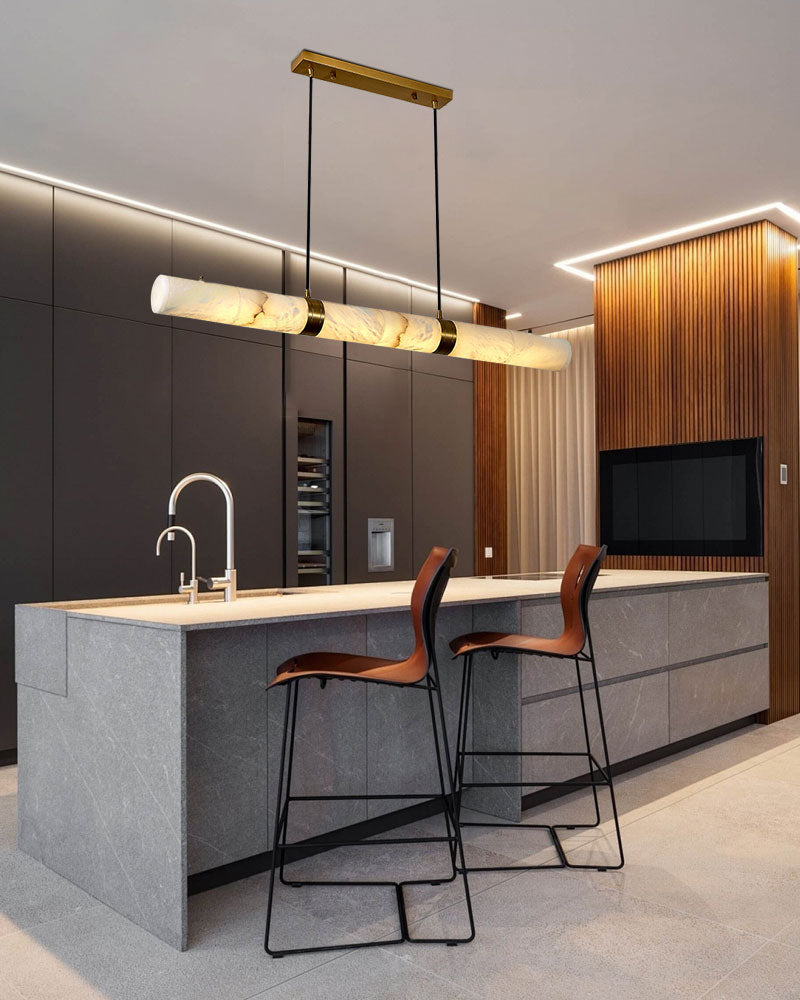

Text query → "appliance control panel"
[367,518,395,572]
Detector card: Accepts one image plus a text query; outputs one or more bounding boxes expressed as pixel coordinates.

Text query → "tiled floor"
[2,717,800,998]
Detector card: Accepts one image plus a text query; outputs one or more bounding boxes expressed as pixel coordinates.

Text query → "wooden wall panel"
[594,220,800,720]
[474,303,508,576]
[763,223,800,721]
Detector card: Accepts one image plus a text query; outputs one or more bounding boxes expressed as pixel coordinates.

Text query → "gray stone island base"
[15,572,768,949]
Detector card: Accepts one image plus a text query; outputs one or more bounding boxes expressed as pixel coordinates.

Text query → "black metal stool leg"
[279,680,301,887]
[402,661,475,945]
[424,680,458,879]
[556,655,601,830]
[584,639,624,870]
[264,680,295,956]
[454,653,473,824]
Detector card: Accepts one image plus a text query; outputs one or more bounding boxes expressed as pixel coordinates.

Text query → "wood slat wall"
[473,303,508,575]
[594,220,800,721]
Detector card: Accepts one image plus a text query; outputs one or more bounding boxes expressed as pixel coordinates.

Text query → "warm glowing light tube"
[151,276,571,370]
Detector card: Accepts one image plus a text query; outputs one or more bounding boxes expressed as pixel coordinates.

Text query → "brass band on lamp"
[151,275,571,371]
[300,296,325,336]
[434,319,458,356]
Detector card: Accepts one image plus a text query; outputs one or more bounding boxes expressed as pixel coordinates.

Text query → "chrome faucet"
[156,525,199,604]
[167,473,237,602]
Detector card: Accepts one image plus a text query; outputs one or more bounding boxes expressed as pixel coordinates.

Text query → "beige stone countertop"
[22,569,768,631]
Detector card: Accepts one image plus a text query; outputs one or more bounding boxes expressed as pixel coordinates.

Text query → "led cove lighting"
[554,201,800,281]
[0,160,476,303]
[505,312,522,320]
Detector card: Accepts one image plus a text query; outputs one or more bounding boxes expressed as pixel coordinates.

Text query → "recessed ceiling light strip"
[555,202,800,282]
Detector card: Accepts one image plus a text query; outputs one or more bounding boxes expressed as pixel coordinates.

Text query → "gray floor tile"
[0,878,354,1000]
[0,764,18,797]
[0,850,99,939]
[396,878,765,1000]
[250,947,481,999]
[0,788,18,852]
[590,769,800,938]
[699,941,800,999]
[773,916,800,950]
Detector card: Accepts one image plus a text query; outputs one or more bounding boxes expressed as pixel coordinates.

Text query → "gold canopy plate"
[291,50,453,109]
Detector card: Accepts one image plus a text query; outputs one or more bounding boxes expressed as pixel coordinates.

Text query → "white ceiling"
[3,0,800,329]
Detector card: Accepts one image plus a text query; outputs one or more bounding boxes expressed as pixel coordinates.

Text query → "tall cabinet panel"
[346,361,413,582]
[0,173,52,304]
[285,349,345,586]
[412,372,474,575]
[172,329,284,590]
[0,298,52,752]
[54,190,171,326]
[53,310,172,600]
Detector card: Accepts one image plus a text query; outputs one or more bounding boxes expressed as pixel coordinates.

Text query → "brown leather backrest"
[559,544,607,652]
[406,546,457,682]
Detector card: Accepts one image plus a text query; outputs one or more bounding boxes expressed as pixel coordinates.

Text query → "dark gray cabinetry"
[0,298,52,751]
[54,190,171,326]
[172,329,284,590]
[172,223,283,347]
[53,310,172,600]
[285,349,345,585]
[346,361,413,581]
[0,173,52,304]
[412,372,474,575]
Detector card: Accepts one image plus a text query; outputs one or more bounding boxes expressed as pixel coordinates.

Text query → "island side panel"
[265,615,368,844]
[17,617,187,950]
[519,579,770,791]
[467,600,522,822]
[185,625,268,875]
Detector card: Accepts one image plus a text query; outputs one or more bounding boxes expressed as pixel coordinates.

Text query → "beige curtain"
[507,325,596,573]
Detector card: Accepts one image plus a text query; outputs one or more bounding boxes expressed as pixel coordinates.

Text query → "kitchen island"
[15,569,768,949]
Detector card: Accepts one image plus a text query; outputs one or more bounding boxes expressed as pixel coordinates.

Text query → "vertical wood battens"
[473,303,508,576]
[595,220,800,720]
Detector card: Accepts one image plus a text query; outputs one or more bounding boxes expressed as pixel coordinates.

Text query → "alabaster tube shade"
[151,275,571,371]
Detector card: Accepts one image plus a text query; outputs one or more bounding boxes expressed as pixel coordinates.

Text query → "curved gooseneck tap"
[156,525,198,604]
[168,473,237,602]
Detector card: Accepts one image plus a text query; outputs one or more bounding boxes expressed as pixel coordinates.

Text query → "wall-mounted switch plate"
[780,464,788,485]
[484,546,493,559]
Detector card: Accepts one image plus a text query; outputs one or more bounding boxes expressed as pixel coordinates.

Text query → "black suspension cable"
[305,71,314,296]
[433,103,442,318]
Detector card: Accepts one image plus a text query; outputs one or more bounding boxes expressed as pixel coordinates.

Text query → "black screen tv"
[599,437,763,557]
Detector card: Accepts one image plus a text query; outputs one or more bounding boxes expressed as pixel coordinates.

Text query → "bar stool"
[264,546,475,957]
[450,543,624,872]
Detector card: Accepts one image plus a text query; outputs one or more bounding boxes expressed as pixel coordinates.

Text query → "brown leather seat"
[449,544,606,660]
[269,545,456,689]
